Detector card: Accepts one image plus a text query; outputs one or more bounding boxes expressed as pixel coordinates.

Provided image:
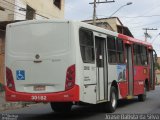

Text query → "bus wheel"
[138,84,147,102]
[104,86,118,113]
[50,102,72,113]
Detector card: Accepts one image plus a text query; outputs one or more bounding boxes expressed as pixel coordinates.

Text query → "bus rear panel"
[5,20,79,102]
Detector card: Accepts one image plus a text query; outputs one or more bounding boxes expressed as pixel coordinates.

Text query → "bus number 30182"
[31,96,47,101]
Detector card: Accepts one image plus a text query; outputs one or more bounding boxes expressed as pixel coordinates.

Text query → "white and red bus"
[5,20,157,113]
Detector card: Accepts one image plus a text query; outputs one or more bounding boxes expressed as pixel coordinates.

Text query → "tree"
[155,62,160,70]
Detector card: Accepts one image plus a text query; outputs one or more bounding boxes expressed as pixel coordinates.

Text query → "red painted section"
[117,34,152,97]
[133,80,144,95]
[118,34,152,48]
[133,66,149,95]
[118,81,128,98]
[5,85,79,102]
[134,66,149,80]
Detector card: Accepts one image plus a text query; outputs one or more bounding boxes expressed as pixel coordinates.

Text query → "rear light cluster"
[6,67,16,91]
[65,64,75,90]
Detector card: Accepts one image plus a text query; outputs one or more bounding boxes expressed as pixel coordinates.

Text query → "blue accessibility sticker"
[16,70,25,80]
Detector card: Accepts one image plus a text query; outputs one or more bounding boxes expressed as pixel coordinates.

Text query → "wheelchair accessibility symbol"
[16,70,25,80]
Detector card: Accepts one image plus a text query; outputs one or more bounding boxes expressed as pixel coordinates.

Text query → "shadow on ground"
[14,98,140,120]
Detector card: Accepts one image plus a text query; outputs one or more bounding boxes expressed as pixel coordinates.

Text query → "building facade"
[0,0,15,21]
[156,70,160,85]
[157,57,160,65]
[83,17,133,37]
[0,0,64,21]
[14,0,65,20]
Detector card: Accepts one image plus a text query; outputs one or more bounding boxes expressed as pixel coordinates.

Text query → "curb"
[0,92,36,112]
[0,102,23,111]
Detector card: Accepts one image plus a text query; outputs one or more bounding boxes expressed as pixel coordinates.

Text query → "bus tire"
[138,84,147,102]
[50,102,72,113]
[104,86,118,113]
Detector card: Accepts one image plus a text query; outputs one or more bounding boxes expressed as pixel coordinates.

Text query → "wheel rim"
[111,92,116,108]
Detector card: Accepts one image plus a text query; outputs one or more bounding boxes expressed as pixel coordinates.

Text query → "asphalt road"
[1,86,160,120]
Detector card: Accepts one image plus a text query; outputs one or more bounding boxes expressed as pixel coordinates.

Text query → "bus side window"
[133,44,142,65]
[141,46,148,66]
[134,44,148,66]
[79,28,95,63]
[107,36,116,63]
[116,38,124,63]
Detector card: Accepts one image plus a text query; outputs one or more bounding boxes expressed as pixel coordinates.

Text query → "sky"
[65,0,160,56]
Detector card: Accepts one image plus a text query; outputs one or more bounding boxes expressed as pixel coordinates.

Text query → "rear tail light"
[65,64,75,90]
[6,67,15,91]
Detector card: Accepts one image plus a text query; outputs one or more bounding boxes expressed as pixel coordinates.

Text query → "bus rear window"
[8,23,69,55]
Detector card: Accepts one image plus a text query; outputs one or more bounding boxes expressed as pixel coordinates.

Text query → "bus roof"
[6,19,70,27]
[118,33,153,49]
[7,19,153,49]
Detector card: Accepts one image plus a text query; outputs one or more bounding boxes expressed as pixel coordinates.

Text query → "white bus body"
[5,20,153,113]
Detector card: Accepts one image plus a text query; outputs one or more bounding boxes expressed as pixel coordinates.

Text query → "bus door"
[125,44,133,96]
[94,33,107,101]
[149,50,157,90]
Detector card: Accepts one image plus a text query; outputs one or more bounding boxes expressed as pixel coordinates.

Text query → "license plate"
[34,85,45,91]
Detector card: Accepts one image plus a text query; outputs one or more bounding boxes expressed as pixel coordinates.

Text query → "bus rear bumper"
[5,85,79,102]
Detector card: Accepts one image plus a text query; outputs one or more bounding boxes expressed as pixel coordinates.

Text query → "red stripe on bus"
[5,85,79,102]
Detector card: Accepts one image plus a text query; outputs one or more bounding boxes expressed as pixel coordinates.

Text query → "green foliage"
[0,83,4,92]
[155,62,160,70]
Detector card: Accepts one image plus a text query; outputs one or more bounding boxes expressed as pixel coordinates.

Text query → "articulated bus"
[5,20,157,113]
